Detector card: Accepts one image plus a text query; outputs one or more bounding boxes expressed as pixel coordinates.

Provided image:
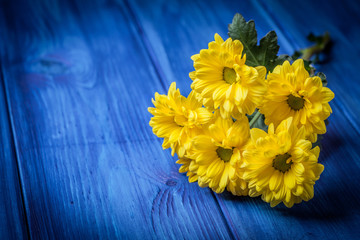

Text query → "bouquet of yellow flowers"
[148,14,334,208]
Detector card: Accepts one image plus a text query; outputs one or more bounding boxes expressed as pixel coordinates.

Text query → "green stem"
[249,110,262,128]
[300,32,330,61]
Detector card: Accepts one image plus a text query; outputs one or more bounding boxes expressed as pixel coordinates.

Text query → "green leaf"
[247,110,268,131]
[228,13,282,72]
[267,54,291,73]
[303,60,315,74]
[291,51,302,60]
[316,72,327,87]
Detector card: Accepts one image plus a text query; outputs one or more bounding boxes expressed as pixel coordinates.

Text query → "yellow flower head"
[148,82,213,157]
[176,157,199,183]
[242,117,324,208]
[189,34,267,119]
[260,59,334,142]
[189,112,249,195]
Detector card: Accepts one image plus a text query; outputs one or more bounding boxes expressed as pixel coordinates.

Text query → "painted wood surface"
[0,6,29,238]
[0,0,359,239]
[0,0,234,239]
[0,65,28,239]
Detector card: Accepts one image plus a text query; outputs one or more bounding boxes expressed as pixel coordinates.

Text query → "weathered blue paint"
[0,0,359,239]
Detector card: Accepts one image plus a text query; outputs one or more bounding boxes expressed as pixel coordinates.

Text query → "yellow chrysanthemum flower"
[189,33,267,119]
[189,113,249,195]
[148,82,213,157]
[176,157,199,183]
[259,59,334,142]
[242,117,324,208]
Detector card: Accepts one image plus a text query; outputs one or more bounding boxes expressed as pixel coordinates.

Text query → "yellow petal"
[285,189,292,202]
[276,117,293,134]
[269,171,281,191]
[219,164,230,189]
[303,184,314,200]
[189,71,197,80]
[214,33,224,44]
[284,171,296,189]
[311,146,320,159]
[293,163,305,176]
[207,159,224,178]
[189,175,198,183]
[192,136,213,151]
[255,66,267,80]
[250,128,267,143]
[191,54,200,61]
[321,87,335,103]
[268,123,275,134]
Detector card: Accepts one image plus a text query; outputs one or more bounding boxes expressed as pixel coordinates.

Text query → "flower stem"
[249,110,262,128]
[300,32,330,61]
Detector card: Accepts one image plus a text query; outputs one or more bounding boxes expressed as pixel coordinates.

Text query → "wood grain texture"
[0,8,29,239]
[0,72,29,239]
[0,0,236,238]
[1,0,360,239]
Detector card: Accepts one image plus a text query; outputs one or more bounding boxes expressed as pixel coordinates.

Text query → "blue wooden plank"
[0,0,236,238]
[0,76,29,239]
[0,8,29,239]
[127,0,360,238]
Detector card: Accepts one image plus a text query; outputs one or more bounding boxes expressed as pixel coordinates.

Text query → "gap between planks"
[0,63,31,239]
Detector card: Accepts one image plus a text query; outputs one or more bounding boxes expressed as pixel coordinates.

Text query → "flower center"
[223,67,237,84]
[216,147,233,162]
[272,153,292,173]
[287,94,305,110]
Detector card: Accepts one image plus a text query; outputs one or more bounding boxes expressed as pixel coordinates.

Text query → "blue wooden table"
[1,0,360,239]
